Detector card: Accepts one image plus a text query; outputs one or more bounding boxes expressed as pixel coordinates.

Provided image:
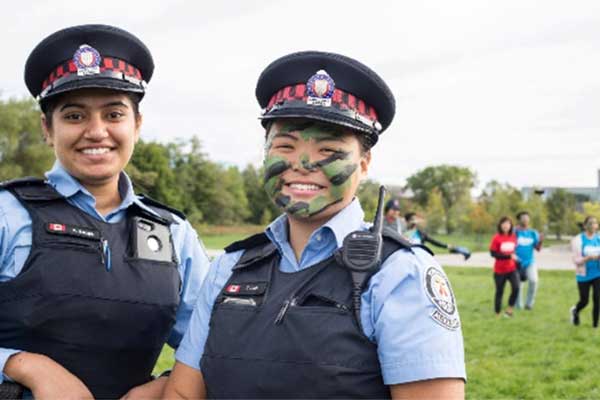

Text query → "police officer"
[0,25,210,399]
[164,51,466,398]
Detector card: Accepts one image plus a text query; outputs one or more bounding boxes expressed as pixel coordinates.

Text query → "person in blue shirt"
[514,211,543,310]
[570,216,600,328]
[0,25,209,399]
[164,51,466,399]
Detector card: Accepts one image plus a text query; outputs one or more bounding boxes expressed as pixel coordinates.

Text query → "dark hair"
[583,216,597,229]
[405,212,416,222]
[497,216,514,234]
[42,91,142,128]
[516,211,529,220]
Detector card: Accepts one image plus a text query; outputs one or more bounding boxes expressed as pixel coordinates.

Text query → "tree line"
[0,98,587,236]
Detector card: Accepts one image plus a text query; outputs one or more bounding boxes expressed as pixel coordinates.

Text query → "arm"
[163,362,206,399]
[163,251,240,399]
[490,251,511,260]
[4,352,93,399]
[420,231,449,249]
[167,219,211,348]
[572,235,588,266]
[361,248,466,392]
[390,378,464,400]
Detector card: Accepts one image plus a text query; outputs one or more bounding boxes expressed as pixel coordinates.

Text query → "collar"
[45,161,161,218]
[266,198,366,250]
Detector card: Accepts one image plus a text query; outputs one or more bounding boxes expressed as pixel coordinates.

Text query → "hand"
[4,352,93,400]
[121,376,168,399]
[447,244,454,251]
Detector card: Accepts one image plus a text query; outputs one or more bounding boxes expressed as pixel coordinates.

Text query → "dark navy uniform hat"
[255,51,395,147]
[25,24,153,107]
[385,199,401,212]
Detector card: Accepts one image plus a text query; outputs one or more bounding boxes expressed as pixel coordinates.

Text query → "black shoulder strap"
[225,233,278,271]
[1,177,63,201]
[138,194,185,223]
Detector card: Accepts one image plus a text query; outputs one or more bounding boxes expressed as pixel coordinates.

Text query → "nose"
[83,113,109,141]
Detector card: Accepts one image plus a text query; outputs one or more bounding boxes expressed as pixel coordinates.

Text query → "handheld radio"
[337,185,387,329]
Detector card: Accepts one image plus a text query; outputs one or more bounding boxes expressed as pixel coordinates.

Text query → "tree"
[574,202,600,230]
[242,164,280,225]
[546,189,577,239]
[405,165,477,233]
[424,188,445,234]
[357,179,381,222]
[480,181,523,223]
[0,98,54,180]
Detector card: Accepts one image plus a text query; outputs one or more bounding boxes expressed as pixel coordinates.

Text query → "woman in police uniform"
[164,51,466,399]
[0,25,209,399]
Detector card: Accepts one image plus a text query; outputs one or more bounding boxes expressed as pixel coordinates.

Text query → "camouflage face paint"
[263,121,360,218]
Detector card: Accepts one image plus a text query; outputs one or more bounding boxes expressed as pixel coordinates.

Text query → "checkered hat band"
[266,84,378,122]
[41,57,143,91]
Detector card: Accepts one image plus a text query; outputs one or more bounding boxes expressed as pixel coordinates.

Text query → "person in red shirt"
[489,216,520,317]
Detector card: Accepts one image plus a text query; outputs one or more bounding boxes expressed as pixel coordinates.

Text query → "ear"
[134,113,143,143]
[40,114,54,147]
[359,150,372,179]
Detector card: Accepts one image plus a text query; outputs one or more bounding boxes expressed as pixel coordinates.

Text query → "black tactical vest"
[200,229,414,399]
[0,178,181,399]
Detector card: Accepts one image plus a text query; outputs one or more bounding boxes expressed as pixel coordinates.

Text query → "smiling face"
[263,119,370,222]
[41,89,141,189]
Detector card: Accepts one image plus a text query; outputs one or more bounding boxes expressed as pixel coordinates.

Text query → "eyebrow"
[314,134,347,143]
[272,132,299,141]
[59,100,129,112]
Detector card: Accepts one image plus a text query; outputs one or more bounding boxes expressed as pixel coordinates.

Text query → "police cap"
[25,24,153,107]
[255,51,395,147]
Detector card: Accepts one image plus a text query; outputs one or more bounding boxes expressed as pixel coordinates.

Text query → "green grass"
[200,233,247,250]
[447,267,600,399]
[154,264,595,398]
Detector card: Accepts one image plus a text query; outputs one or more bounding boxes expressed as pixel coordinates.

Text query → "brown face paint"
[263,121,361,218]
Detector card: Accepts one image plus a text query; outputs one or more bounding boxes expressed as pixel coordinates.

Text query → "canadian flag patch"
[48,223,66,232]
[226,285,241,293]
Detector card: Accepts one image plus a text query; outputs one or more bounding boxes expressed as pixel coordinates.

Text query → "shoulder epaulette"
[225,232,271,253]
[0,177,46,188]
[1,177,62,201]
[138,194,186,221]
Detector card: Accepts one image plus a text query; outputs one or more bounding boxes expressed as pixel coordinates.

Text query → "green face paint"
[263,120,360,218]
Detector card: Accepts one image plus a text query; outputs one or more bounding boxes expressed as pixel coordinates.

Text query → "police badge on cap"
[25,24,154,104]
[306,70,335,107]
[255,51,396,147]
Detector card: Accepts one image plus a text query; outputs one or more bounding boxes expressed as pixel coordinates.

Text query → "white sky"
[1,0,599,191]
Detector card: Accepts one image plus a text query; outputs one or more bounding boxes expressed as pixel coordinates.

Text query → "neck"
[287,215,327,262]
[586,231,595,238]
[83,177,122,216]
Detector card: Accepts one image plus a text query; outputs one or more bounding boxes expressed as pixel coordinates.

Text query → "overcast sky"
[1,1,599,191]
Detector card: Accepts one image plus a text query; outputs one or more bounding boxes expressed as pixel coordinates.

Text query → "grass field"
[155,266,600,399]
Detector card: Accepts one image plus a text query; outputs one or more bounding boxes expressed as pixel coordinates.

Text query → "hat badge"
[73,44,101,76]
[306,69,335,107]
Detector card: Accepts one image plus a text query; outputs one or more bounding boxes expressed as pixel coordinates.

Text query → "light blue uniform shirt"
[176,199,466,385]
[579,232,600,283]
[0,162,210,383]
[515,228,540,268]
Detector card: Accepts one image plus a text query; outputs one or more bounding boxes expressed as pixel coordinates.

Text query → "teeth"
[290,183,321,191]
[82,148,110,155]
